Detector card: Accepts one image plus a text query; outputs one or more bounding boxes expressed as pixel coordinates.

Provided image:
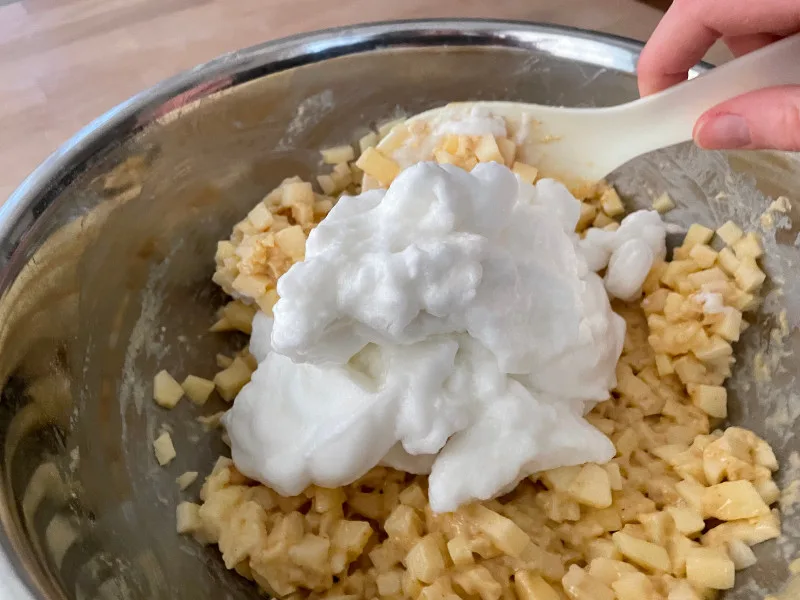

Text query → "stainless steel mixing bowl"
[0,20,798,600]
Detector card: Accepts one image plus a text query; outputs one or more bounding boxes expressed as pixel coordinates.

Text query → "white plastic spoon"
[375,33,800,185]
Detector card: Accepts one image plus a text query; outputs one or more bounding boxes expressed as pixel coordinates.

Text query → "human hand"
[638,0,800,151]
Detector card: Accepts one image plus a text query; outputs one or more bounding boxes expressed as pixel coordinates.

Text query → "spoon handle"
[621,33,800,153]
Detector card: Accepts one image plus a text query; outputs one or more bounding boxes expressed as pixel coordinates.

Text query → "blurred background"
[0,0,706,202]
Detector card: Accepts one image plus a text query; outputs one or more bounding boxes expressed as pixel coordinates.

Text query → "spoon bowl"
[375,33,800,185]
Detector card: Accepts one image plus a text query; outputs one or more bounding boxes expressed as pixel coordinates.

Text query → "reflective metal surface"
[0,19,798,600]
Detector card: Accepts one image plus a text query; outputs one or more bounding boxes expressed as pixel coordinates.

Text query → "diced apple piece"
[577,202,597,231]
[213,357,253,402]
[587,506,622,532]
[614,427,640,457]
[466,504,530,557]
[231,274,270,303]
[181,375,215,406]
[541,465,582,493]
[586,539,622,562]
[713,307,742,342]
[514,570,560,600]
[216,240,236,259]
[639,511,673,546]
[538,490,580,522]
[405,535,446,584]
[600,187,625,217]
[643,288,669,314]
[727,538,757,570]
[452,565,502,600]
[684,224,714,248]
[755,478,781,505]
[605,463,623,490]
[643,261,667,294]
[434,149,463,168]
[611,572,656,600]
[289,533,331,571]
[176,471,199,491]
[176,501,202,534]
[734,257,766,292]
[378,118,407,139]
[153,432,177,466]
[587,557,638,586]
[653,192,675,213]
[384,504,423,548]
[716,247,741,276]
[399,483,428,510]
[754,439,779,471]
[702,481,770,520]
[654,353,674,377]
[668,580,703,600]
[402,572,425,600]
[447,535,474,567]
[332,519,373,559]
[519,543,566,582]
[652,444,687,462]
[350,158,365,178]
[702,511,781,547]
[359,131,379,153]
[663,291,685,322]
[689,244,718,269]
[567,464,612,508]
[317,174,336,195]
[196,411,226,431]
[593,212,614,228]
[474,135,504,164]
[496,137,517,165]
[257,289,280,315]
[283,181,314,206]
[685,547,735,589]
[222,300,258,334]
[438,134,459,155]
[612,531,671,572]
[561,565,615,600]
[667,506,705,536]
[153,370,184,409]
[668,533,699,577]
[274,225,306,261]
[356,147,401,186]
[247,202,274,231]
[716,221,743,246]
[376,569,403,596]
[687,384,727,418]
[732,232,763,259]
[512,162,539,184]
[694,335,732,361]
[321,144,355,164]
[369,540,405,573]
[688,267,729,290]
[672,355,707,385]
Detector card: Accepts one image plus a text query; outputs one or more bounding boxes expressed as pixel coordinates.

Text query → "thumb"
[693,85,800,151]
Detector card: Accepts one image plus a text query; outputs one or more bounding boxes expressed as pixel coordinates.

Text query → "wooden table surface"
[0,0,725,202]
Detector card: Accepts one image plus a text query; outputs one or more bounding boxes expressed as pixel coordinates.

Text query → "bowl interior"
[0,22,798,600]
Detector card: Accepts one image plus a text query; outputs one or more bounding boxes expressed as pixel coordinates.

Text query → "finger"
[723,33,783,57]
[638,0,717,96]
[693,85,800,151]
[638,0,800,96]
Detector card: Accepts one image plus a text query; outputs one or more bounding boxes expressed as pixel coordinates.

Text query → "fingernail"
[695,114,751,149]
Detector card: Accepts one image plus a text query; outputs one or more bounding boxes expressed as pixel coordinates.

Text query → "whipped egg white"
[224,161,666,512]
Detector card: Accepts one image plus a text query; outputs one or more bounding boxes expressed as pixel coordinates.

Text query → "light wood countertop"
[0,0,724,201]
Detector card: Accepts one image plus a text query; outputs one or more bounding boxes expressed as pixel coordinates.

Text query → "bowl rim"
[0,18,710,600]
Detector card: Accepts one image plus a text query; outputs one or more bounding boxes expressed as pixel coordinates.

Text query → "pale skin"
[638,0,800,151]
